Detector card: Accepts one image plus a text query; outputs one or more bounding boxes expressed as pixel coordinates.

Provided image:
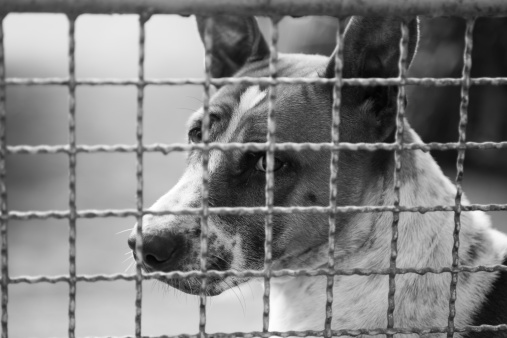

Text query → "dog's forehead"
[238,53,328,78]
[189,53,331,142]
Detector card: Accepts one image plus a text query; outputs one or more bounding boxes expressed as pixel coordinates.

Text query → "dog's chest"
[268,269,502,338]
[269,277,329,331]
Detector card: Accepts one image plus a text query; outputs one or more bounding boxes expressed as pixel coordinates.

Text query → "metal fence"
[2,0,507,338]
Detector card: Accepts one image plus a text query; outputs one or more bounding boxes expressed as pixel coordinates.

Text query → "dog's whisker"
[209,253,229,265]
[186,278,193,295]
[116,228,133,235]
[236,282,247,312]
[122,256,134,264]
[177,107,197,112]
[124,261,135,273]
[186,96,203,104]
[224,279,246,315]
[246,281,256,300]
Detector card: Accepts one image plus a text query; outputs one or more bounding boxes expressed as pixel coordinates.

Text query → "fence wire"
[67,14,78,338]
[3,0,507,17]
[134,13,149,338]
[1,3,507,338]
[324,16,343,338]
[446,18,476,338]
[200,15,213,338]
[0,14,7,338]
[263,16,279,335]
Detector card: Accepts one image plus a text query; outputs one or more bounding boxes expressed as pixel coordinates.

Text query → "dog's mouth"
[157,275,245,296]
[133,251,245,296]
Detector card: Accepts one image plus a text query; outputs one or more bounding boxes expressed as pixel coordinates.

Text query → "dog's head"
[128,16,419,296]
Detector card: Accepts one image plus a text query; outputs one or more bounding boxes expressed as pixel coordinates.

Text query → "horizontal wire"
[8,263,507,285]
[3,0,507,17]
[4,204,507,220]
[5,205,507,219]
[3,77,507,87]
[8,323,507,338]
[6,141,507,155]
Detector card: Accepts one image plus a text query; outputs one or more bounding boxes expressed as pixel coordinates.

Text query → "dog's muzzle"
[127,228,188,272]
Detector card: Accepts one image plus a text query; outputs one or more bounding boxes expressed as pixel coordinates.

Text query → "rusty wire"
[8,264,507,284]
[5,141,507,155]
[3,204,507,219]
[199,14,213,338]
[324,16,343,338]
[67,13,78,338]
[2,325,507,338]
[386,19,409,338]
[262,16,279,335]
[1,4,507,338]
[4,76,507,87]
[447,18,476,338]
[0,14,7,338]
[133,13,149,338]
[4,0,507,17]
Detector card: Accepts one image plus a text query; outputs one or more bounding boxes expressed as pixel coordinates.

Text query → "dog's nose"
[127,234,137,251]
[128,231,186,271]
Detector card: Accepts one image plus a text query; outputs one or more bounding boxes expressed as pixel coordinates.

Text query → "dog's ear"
[196,15,269,78]
[325,17,419,141]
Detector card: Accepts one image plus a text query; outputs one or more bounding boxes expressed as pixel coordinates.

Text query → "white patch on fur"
[207,150,222,175]
[487,226,507,259]
[130,164,201,241]
[218,85,266,145]
[208,86,266,174]
[230,233,245,269]
[239,85,266,113]
[148,165,201,213]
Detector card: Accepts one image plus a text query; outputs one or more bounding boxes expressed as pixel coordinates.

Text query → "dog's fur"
[129,16,507,337]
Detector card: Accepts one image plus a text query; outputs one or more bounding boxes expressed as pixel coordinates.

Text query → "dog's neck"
[268,129,507,336]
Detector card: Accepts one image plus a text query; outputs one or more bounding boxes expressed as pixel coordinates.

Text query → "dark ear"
[325,17,419,141]
[196,15,270,78]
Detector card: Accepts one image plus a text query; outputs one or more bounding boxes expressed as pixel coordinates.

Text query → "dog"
[128,15,507,337]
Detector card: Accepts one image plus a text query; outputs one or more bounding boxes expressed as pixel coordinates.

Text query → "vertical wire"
[324,18,343,338]
[200,16,213,338]
[67,14,77,338]
[447,18,475,338]
[0,15,7,338]
[263,16,279,335]
[134,13,148,338]
[386,20,409,338]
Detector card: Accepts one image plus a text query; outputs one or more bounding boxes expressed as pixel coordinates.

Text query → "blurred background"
[3,14,507,338]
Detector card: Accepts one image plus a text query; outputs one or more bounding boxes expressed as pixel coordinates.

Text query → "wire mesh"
[0,14,8,338]
[67,13,78,338]
[386,19,409,338]
[262,16,279,335]
[200,14,213,338]
[1,2,507,338]
[134,13,149,338]
[446,18,476,338]
[324,17,343,338]
[4,0,507,17]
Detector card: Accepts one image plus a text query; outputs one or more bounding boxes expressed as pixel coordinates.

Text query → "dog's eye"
[188,127,202,143]
[255,155,284,172]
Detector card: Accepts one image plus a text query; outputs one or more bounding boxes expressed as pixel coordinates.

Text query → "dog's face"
[128,16,419,296]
